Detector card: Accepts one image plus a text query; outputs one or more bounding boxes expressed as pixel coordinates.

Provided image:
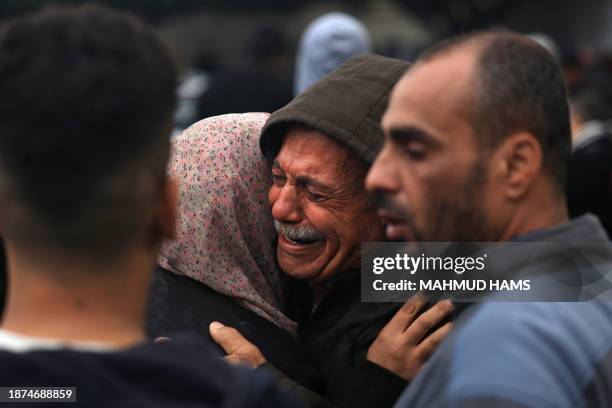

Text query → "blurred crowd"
[173,13,612,243]
[0,4,610,408]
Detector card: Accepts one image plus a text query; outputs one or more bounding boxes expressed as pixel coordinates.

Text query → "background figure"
[567,77,612,238]
[172,49,219,134]
[294,12,372,96]
[148,113,317,389]
[197,25,292,119]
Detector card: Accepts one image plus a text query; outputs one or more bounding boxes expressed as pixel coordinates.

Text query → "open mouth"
[282,234,324,246]
[274,220,325,248]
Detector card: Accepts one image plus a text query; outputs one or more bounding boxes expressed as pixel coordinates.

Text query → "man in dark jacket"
[210,54,453,408]
[366,29,612,407]
[567,80,612,238]
[0,6,296,407]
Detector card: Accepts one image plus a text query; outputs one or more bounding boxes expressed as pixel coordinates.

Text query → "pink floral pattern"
[159,113,296,335]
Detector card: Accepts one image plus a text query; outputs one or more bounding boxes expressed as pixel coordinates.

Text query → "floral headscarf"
[159,113,296,335]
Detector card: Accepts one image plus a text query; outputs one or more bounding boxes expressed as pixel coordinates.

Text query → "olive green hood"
[259,53,409,164]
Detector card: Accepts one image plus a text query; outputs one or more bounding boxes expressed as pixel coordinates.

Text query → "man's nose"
[366,145,399,195]
[271,184,302,223]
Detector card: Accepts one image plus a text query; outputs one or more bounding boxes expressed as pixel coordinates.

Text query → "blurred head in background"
[294,12,372,96]
[249,24,287,70]
[567,75,612,238]
[197,23,292,121]
[570,77,612,141]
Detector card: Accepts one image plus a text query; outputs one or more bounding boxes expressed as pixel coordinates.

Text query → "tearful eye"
[307,190,327,202]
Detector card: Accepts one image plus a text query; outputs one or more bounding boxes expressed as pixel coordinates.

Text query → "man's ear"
[153,176,178,242]
[495,132,542,200]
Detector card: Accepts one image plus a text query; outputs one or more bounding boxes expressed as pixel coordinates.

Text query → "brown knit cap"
[259,53,409,164]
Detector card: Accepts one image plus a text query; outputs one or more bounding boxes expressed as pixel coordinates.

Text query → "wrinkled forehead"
[275,126,368,185]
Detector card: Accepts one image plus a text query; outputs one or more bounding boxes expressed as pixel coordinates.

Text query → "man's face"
[270,127,384,284]
[366,51,501,242]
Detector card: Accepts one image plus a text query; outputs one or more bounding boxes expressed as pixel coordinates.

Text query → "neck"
[1,244,154,348]
[497,187,569,241]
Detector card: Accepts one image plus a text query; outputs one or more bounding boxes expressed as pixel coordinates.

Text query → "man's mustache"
[274,220,325,242]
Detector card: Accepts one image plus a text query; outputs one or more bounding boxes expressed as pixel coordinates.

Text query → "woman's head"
[159,113,295,334]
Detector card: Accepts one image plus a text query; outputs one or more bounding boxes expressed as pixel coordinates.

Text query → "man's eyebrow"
[388,126,440,146]
[295,175,333,191]
[272,159,333,192]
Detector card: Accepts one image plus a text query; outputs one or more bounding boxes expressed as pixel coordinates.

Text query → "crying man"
[269,124,384,287]
[209,55,453,408]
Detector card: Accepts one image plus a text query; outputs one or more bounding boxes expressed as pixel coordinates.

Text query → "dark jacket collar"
[259,54,409,165]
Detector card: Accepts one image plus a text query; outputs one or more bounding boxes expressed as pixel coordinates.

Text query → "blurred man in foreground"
[366,30,612,407]
[0,6,296,407]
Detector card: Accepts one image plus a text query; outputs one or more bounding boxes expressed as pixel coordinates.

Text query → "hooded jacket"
[293,13,372,96]
[259,54,410,408]
[261,53,409,165]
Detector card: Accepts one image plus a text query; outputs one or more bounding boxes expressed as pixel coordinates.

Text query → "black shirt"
[0,335,299,407]
[567,130,612,238]
[291,270,408,408]
[147,267,318,391]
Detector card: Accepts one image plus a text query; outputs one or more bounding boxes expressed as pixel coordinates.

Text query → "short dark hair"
[419,30,572,191]
[571,78,612,124]
[0,5,177,256]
